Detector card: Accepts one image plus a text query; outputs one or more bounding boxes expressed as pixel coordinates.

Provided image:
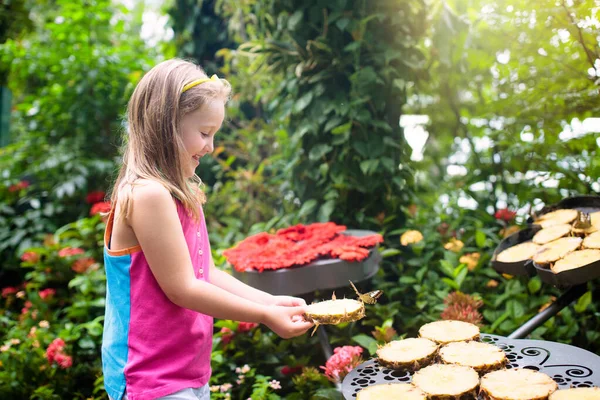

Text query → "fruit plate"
[342,333,600,399]
[491,226,541,277]
[231,230,381,296]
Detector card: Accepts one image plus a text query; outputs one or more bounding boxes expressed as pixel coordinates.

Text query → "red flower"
[21,251,40,263]
[281,365,303,375]
[72,257,95,273]
[90,201,111,216]
[1,287,18,298]
[223,223,383,272]
[494,208,517,222]
[54,352,73,369]
[237,322,259,333]
[220,327,234,345]
[39,288,56,300]
[58,247,84,258]
[8,180,30,192]
[320,346,363,383]
[86,191,106,204]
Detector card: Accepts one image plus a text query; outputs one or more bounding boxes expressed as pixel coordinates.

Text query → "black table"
[342,333,600,399]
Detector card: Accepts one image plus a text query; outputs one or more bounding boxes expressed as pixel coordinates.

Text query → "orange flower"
[444,238,464,253]
[459,252,481,271]
[21,251,40,263]
[486,279,499,288]
[400,230,424,246]
[72,257,95,273]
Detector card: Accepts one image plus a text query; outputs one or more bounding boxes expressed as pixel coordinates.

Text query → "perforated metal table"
[342,333,600,399]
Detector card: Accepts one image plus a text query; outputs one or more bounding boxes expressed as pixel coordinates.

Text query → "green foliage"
[227,0,427,229]
[0,0,154,278]
[0,215,107,399]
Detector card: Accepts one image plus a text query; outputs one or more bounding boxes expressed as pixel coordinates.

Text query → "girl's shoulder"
[121,178,172,203]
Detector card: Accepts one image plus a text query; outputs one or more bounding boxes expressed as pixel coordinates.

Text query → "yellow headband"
[182,74,219,93]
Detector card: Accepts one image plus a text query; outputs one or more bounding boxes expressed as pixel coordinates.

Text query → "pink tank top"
[101,200,213,400]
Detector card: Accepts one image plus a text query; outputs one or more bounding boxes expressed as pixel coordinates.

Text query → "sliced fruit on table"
[551,249,600,273]
[549,387,600,400]
[480,368,558,400]
[533,236,582,265]
[418,320,480,344]
[412,364,479,399]
[439,340,507,374]
[496,241,542,262]
[532,224,572,245]
[376,337,438,371]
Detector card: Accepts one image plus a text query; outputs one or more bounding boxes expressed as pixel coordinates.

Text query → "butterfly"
[349,280,383,305]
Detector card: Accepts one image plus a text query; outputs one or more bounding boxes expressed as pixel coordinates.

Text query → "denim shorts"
[110,385,210,400]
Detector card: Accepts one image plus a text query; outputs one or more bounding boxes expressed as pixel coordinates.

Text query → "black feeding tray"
[491,226,541,276]
[493,196,600,287]
[342,333,600,399]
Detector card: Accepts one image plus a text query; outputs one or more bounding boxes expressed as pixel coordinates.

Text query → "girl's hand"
[270,295,307,307]
[262,305,313,339]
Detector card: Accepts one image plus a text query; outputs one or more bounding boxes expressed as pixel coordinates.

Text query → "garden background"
[0,0,599,398]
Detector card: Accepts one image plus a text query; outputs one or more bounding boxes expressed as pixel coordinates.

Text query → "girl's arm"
[128,181,312,338]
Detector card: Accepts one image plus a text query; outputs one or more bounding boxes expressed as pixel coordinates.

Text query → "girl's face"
[180,100,225,178]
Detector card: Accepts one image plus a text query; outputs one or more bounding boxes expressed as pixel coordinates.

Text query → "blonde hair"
[110,58,231,221]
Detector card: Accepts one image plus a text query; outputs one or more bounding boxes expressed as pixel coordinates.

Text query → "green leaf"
[309,144,332,161]
[331,121,352,135]
[352,334,378,355]
[380,248,401,258]
[574,291,592,313]
[293,91,313,113]
[475,230,486,247]
[527,277,542,294]
[288,10,303,30]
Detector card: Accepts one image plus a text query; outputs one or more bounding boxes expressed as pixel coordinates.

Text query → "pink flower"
[21,251,40,263]
[90,201,111,216]
[39,288,56,300]
[320,346,363,382]
[86,191,106,204]
[45,338,66,363]
[220,327,234,345]
[58,247,84,258]
[237,322,259,333]
[494,208,517,222]
[1,287,18,298]
[21,300,33,315]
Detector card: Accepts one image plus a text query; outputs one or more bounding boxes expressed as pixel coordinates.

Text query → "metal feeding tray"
[342,333,600,399]
[231,230,382,296]
[492,196,600,287]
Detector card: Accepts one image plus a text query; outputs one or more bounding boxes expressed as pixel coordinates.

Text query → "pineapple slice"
[376,338,438,371]
[357,383,426,400]
[439,341,506,374]
[535,209,578,228]
[549,387,600,400]
[496,242,542,263]
[551,249,600,273]
[532,224,572,245]
[418,320,480,344]
[412,364,479,398]
[583,230,600,249]
[304,298,364,335]
[480,369,558,400]
[533,237,582,265]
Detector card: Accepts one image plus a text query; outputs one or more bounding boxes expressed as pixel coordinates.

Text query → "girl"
[102,59,313,400]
